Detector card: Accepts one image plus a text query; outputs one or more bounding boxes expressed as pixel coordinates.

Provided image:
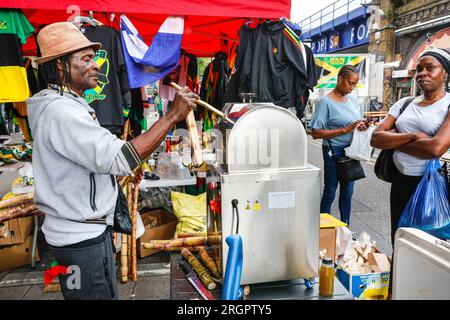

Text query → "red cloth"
[44,265,68,285]
[1,1,291,56]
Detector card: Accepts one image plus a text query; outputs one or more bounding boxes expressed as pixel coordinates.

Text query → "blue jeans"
[321,145,355,225]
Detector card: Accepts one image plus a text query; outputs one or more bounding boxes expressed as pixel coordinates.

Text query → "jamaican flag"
[0,34,29,103]
[0,10,34,103]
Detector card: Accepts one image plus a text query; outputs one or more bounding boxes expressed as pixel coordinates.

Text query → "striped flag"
[120,15,184,88]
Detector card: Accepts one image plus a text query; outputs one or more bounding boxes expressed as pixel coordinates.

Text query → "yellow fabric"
[0,66,29,103]
[320,213,347,228]
[1,192,16,201]
[171,191,207,235]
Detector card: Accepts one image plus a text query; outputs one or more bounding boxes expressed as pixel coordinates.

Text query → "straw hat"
[34,22,101,64]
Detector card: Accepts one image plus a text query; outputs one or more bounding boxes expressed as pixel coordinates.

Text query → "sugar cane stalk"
[130,183,139,282]
[0,193,34,210]
[199,248,221,278]
[142,235,221,249]
[142,242,205,251]
[176,232,207,238]
[0,204,39,223]
[181,248,217,290]
[121,183,132,283]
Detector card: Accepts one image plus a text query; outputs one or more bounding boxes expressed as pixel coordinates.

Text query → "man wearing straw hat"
[27,22,198,300]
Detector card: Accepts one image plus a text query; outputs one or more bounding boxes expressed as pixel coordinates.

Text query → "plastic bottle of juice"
[319,256,334,297]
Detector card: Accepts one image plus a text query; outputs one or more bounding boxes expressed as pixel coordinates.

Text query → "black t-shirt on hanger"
[83,25,130,128]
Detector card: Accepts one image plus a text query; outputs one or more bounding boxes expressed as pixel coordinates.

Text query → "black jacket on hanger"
[249,21,309,109]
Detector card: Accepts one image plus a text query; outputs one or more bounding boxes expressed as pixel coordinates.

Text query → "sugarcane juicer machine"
[206,102,321,286]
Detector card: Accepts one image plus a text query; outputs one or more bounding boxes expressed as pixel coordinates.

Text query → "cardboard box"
[0,216,33,247]
[368,252,391,273]
[337,248,391,300]
[320,228,337,261]
[0,233,40,272]
[138,208,178,258]
[337,268,390,300]
[319,214,347,262]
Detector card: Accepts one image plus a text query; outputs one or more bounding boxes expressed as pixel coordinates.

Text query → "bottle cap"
[322,256,333,265]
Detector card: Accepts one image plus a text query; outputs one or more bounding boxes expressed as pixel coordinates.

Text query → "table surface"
[139,166,196,190]
[170,253,353,300]
[0,161,26,172]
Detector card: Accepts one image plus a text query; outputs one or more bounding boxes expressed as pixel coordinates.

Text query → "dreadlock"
[337,65,358,80]
[40,54,73,95]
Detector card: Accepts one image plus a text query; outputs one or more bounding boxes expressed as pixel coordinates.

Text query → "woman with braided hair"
[310,65,370,225]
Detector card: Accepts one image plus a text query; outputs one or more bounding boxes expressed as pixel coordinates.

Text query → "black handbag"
[373,97,414,183]
[374,149,396,182]
[328,141,365,183]
[113,185,133,235]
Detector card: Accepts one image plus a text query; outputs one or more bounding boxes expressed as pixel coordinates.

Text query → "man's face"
[63,48,99,91]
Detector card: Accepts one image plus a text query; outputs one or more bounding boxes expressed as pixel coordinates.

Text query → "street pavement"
[0,133,394,299]
[307,136,393,256]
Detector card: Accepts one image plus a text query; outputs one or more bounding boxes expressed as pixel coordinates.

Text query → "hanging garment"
[248,21,310,109]
[0,10,34,103]
[12,58,39,142]
[120,15,184,88]
[127,88,145,138]
[185,52,199,94]
[200,52,230,110]
[224,23,258,103]
[83,25,131,128]
[0,9,34,44]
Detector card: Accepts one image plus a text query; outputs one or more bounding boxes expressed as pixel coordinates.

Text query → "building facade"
[299,0,450,109]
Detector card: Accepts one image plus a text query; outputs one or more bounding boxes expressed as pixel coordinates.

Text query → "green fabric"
[0,142,33,163]
[0,9,34,44]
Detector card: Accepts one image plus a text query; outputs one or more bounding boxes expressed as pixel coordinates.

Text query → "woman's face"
[337,73,359,95]
[416,56,447,92]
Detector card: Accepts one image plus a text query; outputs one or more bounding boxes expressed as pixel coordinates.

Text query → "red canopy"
[1,0,291,56]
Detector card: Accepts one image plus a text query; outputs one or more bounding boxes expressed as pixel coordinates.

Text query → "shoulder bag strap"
[326,139,336,158]
[399,97,415,116]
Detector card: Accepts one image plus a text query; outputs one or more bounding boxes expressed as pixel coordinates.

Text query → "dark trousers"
[49,227,118,300]
[389,166,423,246]
[388,165,422,295]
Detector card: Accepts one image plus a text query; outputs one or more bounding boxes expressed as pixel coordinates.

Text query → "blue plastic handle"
[222,235,243,300]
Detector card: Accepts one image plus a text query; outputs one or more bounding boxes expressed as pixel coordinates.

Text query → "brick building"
[370,0,450,105]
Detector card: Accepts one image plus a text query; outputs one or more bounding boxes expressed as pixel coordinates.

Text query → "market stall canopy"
[1,0,291,57]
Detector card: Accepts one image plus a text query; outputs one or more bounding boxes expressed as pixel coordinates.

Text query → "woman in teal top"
[310,65,370,225]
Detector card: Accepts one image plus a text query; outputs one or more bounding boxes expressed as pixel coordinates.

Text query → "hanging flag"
[120,15,184,88]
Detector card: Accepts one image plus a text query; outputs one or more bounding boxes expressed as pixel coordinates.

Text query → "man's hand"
[131,167,144,185]
[168,86,200,123]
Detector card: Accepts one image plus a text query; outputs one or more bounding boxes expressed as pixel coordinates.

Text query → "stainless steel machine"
[206,102,321,285]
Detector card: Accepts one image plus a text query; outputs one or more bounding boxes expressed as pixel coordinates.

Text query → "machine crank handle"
[170,82,235,125]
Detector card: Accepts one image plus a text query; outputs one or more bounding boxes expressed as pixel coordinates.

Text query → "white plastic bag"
[345,125,376,161]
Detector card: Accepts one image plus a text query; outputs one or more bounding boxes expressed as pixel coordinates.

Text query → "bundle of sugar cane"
[181,248,216,290]
[130,183,139,282]
[0,193,34,210]
[0,204,41,223]
[199,248,221,278]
